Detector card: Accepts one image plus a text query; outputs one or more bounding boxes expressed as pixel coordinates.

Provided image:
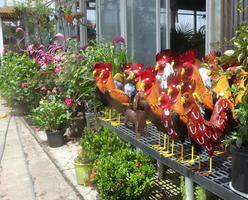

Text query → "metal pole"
[156,0,161,53]
[157,161,165,179]
[185,176,194,200]
[165,0,171,49]
[79,0,87,46]
[120,0,127,41]
[0,17,3,57]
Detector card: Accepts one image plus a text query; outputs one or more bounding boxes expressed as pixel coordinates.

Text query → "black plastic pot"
[231,145,248,194]
[46,131,65,148]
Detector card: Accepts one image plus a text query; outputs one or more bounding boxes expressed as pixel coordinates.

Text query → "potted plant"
[225,94,248,194]
[222,23,248,194]
[73,151,94,186]
[31,96,71,148]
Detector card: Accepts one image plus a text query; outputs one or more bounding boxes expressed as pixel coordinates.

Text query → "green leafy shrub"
[31,96,71,131]
[221,23,248,149]
[94,148,155,200]
[0,53,40,108]
[80,127,130,162]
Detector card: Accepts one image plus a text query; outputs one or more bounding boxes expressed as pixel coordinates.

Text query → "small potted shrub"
[73,151,94,186]
[31,96,71,147]
[94,148,155,200]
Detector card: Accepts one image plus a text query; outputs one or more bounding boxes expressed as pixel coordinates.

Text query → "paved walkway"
[0,99,85,200]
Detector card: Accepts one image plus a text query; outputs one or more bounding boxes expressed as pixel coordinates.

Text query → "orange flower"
[135,161,142,167]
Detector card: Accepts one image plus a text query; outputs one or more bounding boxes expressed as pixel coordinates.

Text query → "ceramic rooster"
[123,63,144,100]
[137,68,167,133]
[93,62,130,122]
[181,81,233,174]
[205,52,232,100]
[177,50,214,112]
[154,50,175,88]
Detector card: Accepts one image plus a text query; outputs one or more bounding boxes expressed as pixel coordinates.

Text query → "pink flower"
[40,86,48,92]
[112,36,125,45]
[21,81,28,88]
[52,87,58,94]
[65,96,74,106]
[80,44,88,50]
[34,127,41,132]
[54,65,63,72]
[16,27,24,33]
[54,33,65,39]
[75,54,84,59]
[26,44,34,52]
[40,63,47,69]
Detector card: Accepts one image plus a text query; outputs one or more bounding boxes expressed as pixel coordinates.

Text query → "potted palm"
[222,23,248,194]
[31,96,71,148]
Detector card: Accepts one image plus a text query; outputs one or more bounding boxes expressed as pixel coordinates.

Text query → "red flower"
[21,81,28,88]
[65,96,74,106]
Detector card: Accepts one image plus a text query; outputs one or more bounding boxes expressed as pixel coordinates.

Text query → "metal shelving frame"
[100,120,247,200]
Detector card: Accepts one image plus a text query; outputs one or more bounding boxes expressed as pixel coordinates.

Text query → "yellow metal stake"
[111,113,122,126]
[198,153,201,170]
[209,156,213,173]
[181,144,184,160]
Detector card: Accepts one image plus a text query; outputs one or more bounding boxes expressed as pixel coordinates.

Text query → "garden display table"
[100,120,247,200]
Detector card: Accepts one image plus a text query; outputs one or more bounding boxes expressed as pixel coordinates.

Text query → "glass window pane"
[100,0,121,41]
[127,0,156,67]
[161,0,167,50]
[197,11,206,31]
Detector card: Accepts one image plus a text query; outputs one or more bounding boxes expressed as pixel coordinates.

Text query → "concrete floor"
[0,99,98,200]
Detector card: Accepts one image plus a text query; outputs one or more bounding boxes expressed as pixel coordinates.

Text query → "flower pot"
[231,145,248,194]
[46,131,65,148]
[73,161,92,185]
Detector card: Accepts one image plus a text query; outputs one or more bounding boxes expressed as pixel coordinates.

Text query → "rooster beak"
[180,96,186,104]
[127,72,135,80]
[207,70,212,76]
[167,88,173,95]
[192,92,202,103]
[176,85,181,90]
[155,63,160,71]
[92,70,97,77]
[99,72,104,78]
[158,96,162,105]
[181,68,186,76]
[171,61,175,67]
[140,81,145,91]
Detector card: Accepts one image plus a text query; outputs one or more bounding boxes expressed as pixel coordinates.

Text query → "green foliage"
[221,23,248,149]
[14,0,55,46]
[195,185,206,200]
[94,148,155,200]
[171,25,205,58]
[180,176,186,200]
[58,40,130,111]
[0,53,40,108]
[31,96,71,131]
[80,127,130,162]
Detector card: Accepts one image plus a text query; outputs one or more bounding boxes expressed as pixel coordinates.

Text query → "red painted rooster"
[181,80,233,173]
